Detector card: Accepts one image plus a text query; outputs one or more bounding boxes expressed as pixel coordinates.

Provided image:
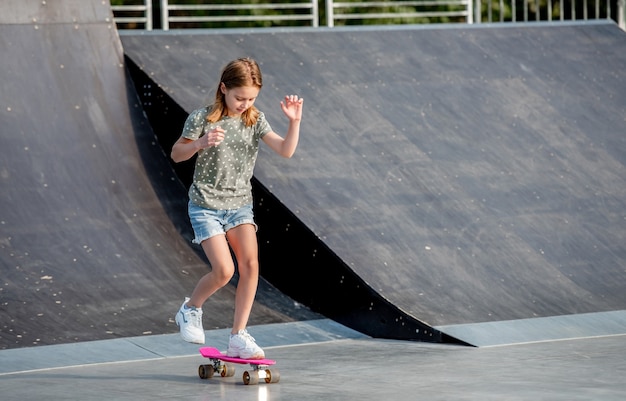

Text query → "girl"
[171,58,303,359]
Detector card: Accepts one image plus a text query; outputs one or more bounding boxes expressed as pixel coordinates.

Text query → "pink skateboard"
[198,347,280,385]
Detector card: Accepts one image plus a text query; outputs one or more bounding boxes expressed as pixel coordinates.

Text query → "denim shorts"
[188,201,257,244]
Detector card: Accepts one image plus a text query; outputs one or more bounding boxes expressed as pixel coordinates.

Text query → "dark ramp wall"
[121,22,626,346]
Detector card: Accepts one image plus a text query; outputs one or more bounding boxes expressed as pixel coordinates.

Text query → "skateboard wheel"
[265,368,280,383]
[198,364,215,379]
[222,364,236,377]
[243,370,259,385]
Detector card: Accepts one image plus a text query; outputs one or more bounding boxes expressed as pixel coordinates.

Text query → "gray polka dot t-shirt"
[181,106,272,210]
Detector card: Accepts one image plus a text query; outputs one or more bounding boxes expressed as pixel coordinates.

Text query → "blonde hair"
[207,58,262,127]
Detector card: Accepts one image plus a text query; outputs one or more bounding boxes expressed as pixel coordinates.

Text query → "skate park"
[1,1,626,399]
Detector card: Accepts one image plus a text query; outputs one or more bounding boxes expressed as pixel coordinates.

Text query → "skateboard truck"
[198,347,280,385]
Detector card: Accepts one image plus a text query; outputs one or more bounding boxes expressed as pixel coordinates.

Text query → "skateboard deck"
[198,347,280,385]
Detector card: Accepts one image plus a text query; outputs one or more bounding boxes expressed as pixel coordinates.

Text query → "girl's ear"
[220,82,227,94]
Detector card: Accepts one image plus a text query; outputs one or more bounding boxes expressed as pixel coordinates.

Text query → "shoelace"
[188,309,202,328]
[239,330,256,343]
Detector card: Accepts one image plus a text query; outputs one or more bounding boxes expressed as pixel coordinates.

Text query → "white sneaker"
[175,297,205,344]
[227,329,265,359]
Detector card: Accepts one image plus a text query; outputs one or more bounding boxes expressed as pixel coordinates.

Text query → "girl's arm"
[262,95,304,159]
[171,127,225,163]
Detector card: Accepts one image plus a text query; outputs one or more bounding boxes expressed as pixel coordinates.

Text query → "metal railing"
[326,0,473,27]
[111,0,153,30]
[474,0,621,24]
[111,0,625,31]
[160,0,318,30]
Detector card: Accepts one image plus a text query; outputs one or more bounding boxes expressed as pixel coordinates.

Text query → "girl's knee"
[237,259,259,277]
[212,265,235,286]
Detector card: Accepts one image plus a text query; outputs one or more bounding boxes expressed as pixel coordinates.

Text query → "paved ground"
[1,320,625,400]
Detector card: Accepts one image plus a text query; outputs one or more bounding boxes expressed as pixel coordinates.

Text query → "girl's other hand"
[198,127,225,149]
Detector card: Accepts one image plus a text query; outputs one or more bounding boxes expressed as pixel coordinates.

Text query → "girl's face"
[221,84,260,116]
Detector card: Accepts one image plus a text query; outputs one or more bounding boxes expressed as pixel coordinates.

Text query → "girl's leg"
[225,223,259,334]
[187,234,236,308]
[224,223,264,359]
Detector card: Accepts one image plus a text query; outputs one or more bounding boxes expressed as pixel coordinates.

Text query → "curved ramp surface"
[120,22,626,345]
[0,0,320,350]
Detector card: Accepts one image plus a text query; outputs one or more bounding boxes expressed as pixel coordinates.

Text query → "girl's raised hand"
[280,95,304,122]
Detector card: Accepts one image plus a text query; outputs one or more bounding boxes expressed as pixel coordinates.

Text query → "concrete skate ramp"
[121,22,626,345]
[0,0,320,350]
